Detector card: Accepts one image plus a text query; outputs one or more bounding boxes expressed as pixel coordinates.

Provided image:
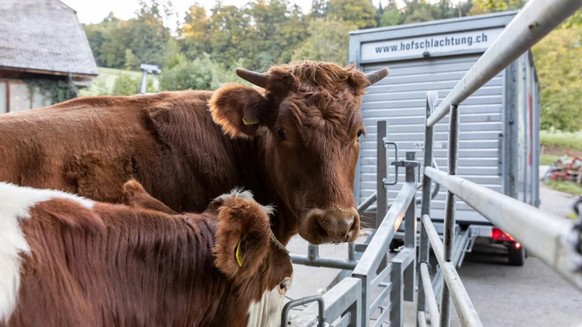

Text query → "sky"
[60,0,315,25]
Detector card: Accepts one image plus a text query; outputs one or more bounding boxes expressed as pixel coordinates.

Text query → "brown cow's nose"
[302,207,360,244]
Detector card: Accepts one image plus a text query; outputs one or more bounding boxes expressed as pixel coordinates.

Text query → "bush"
[112,73,140,95]
[159,55,221,91]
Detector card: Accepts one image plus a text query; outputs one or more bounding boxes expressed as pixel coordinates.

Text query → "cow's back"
[0,91,236,210]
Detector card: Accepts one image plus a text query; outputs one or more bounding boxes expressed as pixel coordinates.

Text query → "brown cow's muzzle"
[300,207,360,244]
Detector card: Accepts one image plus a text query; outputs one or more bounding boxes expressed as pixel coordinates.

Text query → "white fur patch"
[247,276,291,327]
[0,182,93,321]
[215,188,275,216]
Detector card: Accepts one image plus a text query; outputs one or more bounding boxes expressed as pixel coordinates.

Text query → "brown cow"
[0,61,388,244]
[0,181,292,327]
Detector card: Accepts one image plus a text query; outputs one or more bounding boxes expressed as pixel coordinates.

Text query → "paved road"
[452,182,582,327]
[287,167,582,326]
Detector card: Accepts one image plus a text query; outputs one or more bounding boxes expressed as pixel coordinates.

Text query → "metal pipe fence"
[416,1,582,326]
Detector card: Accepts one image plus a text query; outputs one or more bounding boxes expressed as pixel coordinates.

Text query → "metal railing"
[286,1,582,325]
[417,0,582,326]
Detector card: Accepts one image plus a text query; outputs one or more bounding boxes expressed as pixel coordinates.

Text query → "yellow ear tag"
[242,117,259,126]
[235,240,244,267]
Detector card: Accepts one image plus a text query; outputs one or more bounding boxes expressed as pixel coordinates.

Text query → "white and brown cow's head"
[210,61,388,244]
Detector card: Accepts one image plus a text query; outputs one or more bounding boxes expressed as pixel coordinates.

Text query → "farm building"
[0,0,97,113]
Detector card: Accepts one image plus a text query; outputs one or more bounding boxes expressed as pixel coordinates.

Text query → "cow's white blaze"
[0,182,93,321]
[247,277,291,327]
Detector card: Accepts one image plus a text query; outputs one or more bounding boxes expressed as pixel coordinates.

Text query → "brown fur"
[4,188,291,327]
[122,179,177,214]
[0,61,373,244]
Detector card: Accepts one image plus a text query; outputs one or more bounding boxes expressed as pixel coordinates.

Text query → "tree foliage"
[291,18,356,64]
[159,55,222,91]
[532,21,582,131]
[468,0,525,15]
[327,0,377,29]
[85,1,175,69]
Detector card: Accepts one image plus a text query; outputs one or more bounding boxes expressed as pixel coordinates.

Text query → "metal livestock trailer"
[349,11,540,265]
[284,1,582,326]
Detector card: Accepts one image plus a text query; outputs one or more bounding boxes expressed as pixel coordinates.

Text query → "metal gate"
[283,1,582,326]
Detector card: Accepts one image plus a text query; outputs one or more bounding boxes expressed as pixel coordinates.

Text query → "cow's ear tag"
[242,117,259,126]
[235,239,244,267]
[242,107,260,126]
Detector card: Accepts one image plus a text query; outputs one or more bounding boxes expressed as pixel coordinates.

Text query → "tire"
[507,245,526,266]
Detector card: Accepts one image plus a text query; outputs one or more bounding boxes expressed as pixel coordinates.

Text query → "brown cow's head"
[212,189,292,327]
[210,61,388,244]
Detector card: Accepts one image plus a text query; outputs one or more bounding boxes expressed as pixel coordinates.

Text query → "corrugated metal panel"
[358,56,504,223]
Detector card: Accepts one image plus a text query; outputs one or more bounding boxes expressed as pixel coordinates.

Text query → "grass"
[540,130,582,153]
[95,67,143,91]
[544,180,582,196]
[540,153,560,165]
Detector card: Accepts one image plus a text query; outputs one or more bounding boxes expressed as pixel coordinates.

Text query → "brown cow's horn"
[365,68,389,85]
[236,68,268,88]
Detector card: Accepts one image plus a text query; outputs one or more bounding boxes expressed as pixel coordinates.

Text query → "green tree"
[124,49,140,70]
[181,3,212,58]
[401,0,440,23]
[207,4,251,70]
[84,1,174,69]
[278,4,309,65]
[243,0,308,71]
[468,0,525,15]
[328,0,377,29]
[159,55,222,91]
[291,18,356,64]
[124,1,174,67]
[532,22,582,131]
[112,73,140,95]
[310,0,327,18]
[379,0,403,26]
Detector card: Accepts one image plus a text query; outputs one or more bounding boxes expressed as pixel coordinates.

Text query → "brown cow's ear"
[122,179,177,214]
[213,190,271,280]
[209,83,270,139]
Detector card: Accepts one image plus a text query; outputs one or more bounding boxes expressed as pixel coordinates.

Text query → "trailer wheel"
[507,245,526,266]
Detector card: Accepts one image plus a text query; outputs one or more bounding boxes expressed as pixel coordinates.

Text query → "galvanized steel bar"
[417,91,437,325]
[371,264,392,290]
[369,281,391,312]
[440,105,459,327]
[290,254,357,270]
[425,167,582,289]
[358,192,377,214]
[418,312,428,327]
[282,296,326,327]
[289,278,362,327]
[390,248,415,326]
[426,0,582,127]
[422,214,483,327]
[377,121,388,229]
[420,263,440,327]
[353,182,417,276]
[404,154,417,302]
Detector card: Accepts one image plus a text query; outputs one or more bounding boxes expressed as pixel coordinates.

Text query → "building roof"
[0,0,98,77]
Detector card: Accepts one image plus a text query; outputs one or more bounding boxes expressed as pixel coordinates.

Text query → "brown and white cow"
[0,181,292,327]
[0,61,388,244]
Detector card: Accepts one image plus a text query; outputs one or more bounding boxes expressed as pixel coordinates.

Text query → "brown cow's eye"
[277,128,287,140]
[357,130,363,138]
